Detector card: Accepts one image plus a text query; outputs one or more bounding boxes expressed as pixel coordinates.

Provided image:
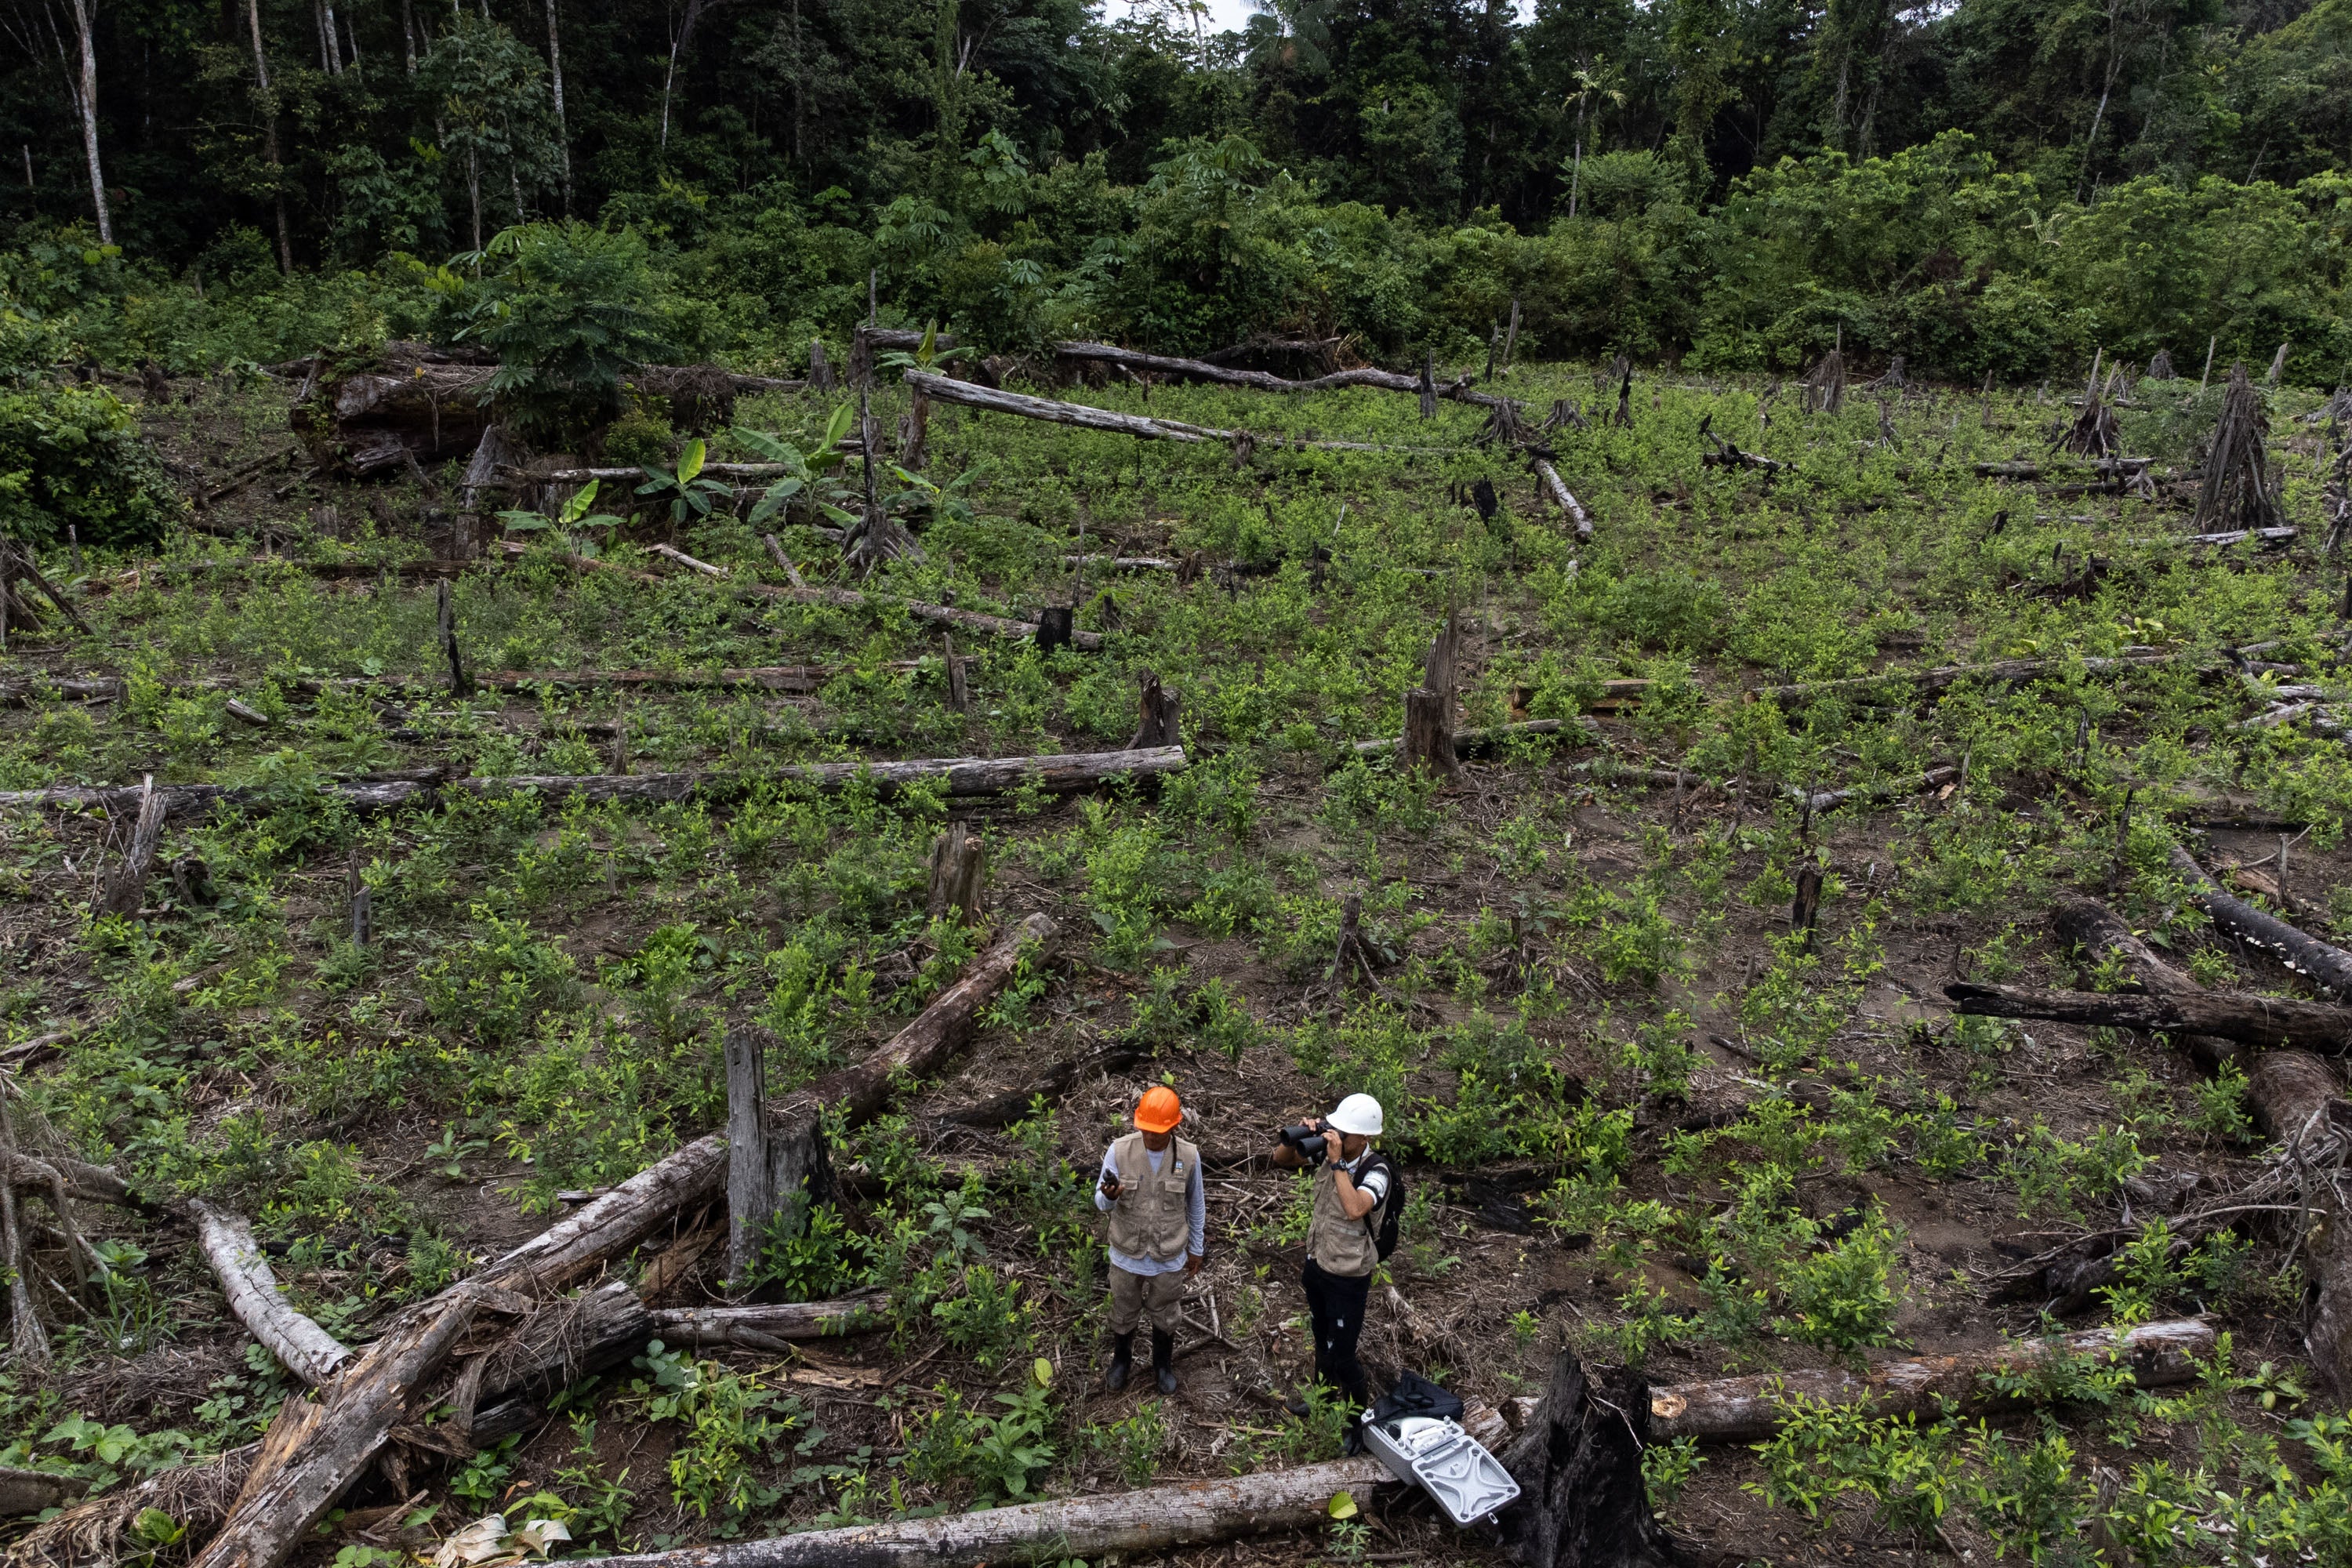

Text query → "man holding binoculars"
[1269,1093,1392,1413]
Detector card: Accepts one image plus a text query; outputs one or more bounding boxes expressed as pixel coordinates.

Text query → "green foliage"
[0,381,179,547]
[903,1360,1058,1503]
[630,1342,816,1520]
[445,223,672,441]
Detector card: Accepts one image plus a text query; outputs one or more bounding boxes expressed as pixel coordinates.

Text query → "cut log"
[1756,649,2194,706]
[0,747,1189,817]
[938,1038,1150,1128]
[902,371,1458,456]
[1500,1348,1679,1568]
[2169,846,2352,998]
[1533,459,1592,537]
[93,775,165,916]
[649,543,728,579]
[0,1465,85,1517]
[1351,717,1577,757]
[500,540,1105,651]
[193,1200,354,1388]
[648,1294,885,1353]
[1945,981,2352,1053]
[924,822,986,925]
[1647,1319,2214,1443]
[167,917,1054,1568]
[1051,340,1519,412]
[1788,765,1960,815]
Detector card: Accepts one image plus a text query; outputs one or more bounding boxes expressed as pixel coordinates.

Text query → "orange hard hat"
[1134,1085,1183,1134]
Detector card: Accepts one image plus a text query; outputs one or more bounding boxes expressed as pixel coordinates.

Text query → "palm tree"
[1564,57,1624,220]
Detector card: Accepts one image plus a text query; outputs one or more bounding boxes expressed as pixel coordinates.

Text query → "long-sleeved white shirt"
[1095,1142,1206,1276]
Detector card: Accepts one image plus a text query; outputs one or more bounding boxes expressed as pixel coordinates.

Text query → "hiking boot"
[1152,1329,1178,1396]
[1104,1331,1134,1392]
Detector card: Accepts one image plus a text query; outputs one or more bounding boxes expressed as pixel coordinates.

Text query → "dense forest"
[2,0,2350,380]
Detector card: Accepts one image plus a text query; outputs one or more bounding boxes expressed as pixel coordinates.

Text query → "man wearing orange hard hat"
[1093,1083,1203,1396]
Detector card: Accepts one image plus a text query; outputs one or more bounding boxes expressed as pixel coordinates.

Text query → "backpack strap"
[1356,1152,1391,1242]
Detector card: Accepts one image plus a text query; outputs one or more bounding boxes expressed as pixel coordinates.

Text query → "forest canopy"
[2,0,2349,382]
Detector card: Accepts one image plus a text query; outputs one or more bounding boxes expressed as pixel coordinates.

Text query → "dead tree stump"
[1126,670,1181,750]
[808,339,836,394]
[724,1031,832,1292]
[925,822,987,925]
[1402,687,1457,778]
[1036,605,1075,655]
[1497,1349,1679,1568]
[943,635,970,712]
[436,579,471,695]
[95,775,165,917]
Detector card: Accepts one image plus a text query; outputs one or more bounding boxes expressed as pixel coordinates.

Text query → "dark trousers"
[1301,1258,1372,1403]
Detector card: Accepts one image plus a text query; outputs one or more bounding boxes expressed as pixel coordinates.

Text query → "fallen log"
[168,915,1057,1568]
[551,1401,1510,1568]
[1051,341,1518,412]
[904,371,1462,456]
[2169,846,2352,998]
[938,1038,1150,1127]
[650,1294,886,1353]
[193,1201,354,1388]
[1790,764,1961,815]
[1532,459,1592,537]
[0,746,1188,817]
[501,539,1105,651]
[1757,649,2194,705]
[0,1466,85,1518]
[1945,980,2352,1053]
[1646,1319,2214,1443]
[1975,458,2153,481]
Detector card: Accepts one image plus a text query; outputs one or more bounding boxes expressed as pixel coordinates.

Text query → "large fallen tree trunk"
[1646,1319,2213,1443]
[549,1402,1511,1568]
[1945,980,2352,1052]
[79,918,1057,1568]
[1051,340,1518,412]
[649,1295,885,1353]
[2170,845,2352,997]
[501,539,1105,652]
[193,1201,353,1388]
[1531,459,1592,537]
[1989,896,2352,1385]
[554,1457,1399,1568]
[0,747,1187,818]
[0,1467,85,1518]
[902,371,1458,456]
[1756,649,2195,706]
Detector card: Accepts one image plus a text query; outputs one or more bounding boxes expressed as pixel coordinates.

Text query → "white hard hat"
[1327,1094,1384,1137]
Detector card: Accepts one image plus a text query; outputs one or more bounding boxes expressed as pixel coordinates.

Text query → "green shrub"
[0,381,179,547]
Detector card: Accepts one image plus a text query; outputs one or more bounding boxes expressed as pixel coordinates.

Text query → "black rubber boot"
[1152,1328,1178,1395]
[1283,1390,1312,1417]
[1104,1331,1134,1392]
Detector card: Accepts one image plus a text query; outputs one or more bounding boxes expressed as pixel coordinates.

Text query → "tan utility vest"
[1105,1131,1198,1265]
[1306,1152,1385,1278]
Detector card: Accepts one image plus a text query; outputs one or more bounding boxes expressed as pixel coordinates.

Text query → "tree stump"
[436,578,471,695]
[95,775,165,917]
[1497,1349,1679,1568]
[1126,670,1181,750]
[1419,350,1437,419]
[347,850,372,949]
[942,635,971,712]
[808,339,836,394]
[1402,687,1457,778]
[925,822,987,925]
[1036,605,1075,655]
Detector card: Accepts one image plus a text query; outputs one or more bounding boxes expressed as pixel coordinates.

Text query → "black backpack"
[1360,1152,1403,1262]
